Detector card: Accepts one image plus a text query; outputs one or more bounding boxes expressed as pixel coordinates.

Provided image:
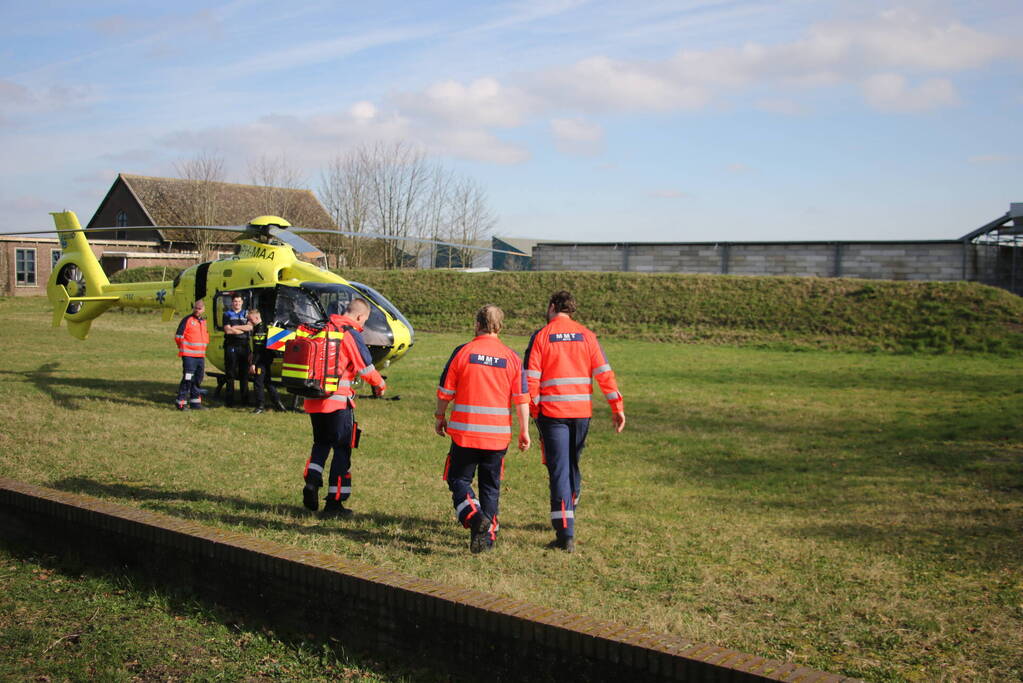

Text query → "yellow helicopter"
[44,210,415,376]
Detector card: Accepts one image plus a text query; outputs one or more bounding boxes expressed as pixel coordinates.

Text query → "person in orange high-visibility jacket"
[524,291,625,552]
[174,299,209,411]
[435,304,531,553]
[301,298,386,519]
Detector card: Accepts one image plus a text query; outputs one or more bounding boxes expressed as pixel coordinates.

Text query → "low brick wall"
[0,479,857,682]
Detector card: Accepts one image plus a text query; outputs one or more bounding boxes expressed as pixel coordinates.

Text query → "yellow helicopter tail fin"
[47,211,119,338]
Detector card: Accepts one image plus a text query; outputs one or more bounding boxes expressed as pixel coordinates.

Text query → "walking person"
[174,299,209,410]
[435,304,531,553]
[524,291,625,552]
[301,298,386,518]
[222,293,252,407]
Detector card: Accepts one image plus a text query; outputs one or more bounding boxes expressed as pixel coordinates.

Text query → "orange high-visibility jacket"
[437,335,530,450]
[304,314,386,414]
[524,313,623,419]
[174,314,209,358]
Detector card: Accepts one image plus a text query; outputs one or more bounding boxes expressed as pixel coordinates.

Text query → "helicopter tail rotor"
[47,211,120,339]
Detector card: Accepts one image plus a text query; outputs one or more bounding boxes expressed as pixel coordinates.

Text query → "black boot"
[546,535,575,553]
[302,484,319,511]
[320,500,353,519]
[470,513,494,554]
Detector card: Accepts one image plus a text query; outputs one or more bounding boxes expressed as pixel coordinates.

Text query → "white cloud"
[649,189,688,199]
[393,77,535,128]
[755,98,803,115]
[861,73,959,112]
[538,56,712,111]
[0,80,96,126]
[550,117,604,155]
[968,154,1013,164]
[530,8,1006,115]
[350,101,378,122]
[159,102,530,169]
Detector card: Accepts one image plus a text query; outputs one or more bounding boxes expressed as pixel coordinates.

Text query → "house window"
[16,248,36,286]
[116,211,128,239]
[51,249,62,268]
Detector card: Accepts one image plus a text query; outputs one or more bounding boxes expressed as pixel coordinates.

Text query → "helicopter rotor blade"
[286,227,528,257]
[7,223,523,258]
[266,226,323,259]
[4,224,252,237]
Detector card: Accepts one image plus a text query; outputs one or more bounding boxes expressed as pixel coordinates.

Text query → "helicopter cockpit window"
[301,282,395,348]
[273,285,326,328]
[350,281,415,338]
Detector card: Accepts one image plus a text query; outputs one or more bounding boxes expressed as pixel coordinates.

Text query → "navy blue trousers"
[445,442,506,539]
[306,409,354,504]
[536,415,590,539]
[223,343,249,406]
[177,356,205,404]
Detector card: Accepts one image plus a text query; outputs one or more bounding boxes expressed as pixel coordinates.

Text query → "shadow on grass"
[0,362,177,410]
[0,540,448,683]
[50,476,451,555]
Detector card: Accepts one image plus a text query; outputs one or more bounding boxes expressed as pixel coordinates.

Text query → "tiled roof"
[120,174,337,244]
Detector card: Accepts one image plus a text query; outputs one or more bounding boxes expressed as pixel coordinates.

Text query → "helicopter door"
[213,288,277,331]
[194,262,211,302]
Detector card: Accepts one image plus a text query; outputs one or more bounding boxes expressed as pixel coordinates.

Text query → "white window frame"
[15,248,37,286]
[51,248,62,269]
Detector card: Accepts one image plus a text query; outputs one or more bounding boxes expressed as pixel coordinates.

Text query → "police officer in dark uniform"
[222,293,252,407]
[247,309,286,414]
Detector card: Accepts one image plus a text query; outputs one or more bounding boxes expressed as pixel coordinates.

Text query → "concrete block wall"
[624,244,722,273]
[840,243,967,281]
[0,478,857,683]
[534,241,975,283]
[728,244,834,277]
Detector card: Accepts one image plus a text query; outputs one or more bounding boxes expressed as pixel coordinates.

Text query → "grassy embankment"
[339,269,1023,353]
[1,280,1022,681]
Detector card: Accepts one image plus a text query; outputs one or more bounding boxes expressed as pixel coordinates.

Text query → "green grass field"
[1,295,1021,681]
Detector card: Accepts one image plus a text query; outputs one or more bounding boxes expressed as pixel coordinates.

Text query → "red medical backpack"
[280,323,347,398]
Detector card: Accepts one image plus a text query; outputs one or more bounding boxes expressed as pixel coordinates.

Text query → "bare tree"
[248,153,306,220]
[319,148,374,269]
[367,141,430,269]
[318,141,499,270]
[174,151,226,259]
[446,176,497,268]
[421,165,455,268]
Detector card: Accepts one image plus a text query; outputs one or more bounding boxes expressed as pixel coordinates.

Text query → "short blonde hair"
[475,304,503,334]
[347,298,370,316]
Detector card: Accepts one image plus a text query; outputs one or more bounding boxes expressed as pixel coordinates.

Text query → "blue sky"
[1,0,1020,242]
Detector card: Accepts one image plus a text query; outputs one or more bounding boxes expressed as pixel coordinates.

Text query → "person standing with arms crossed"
[301,298,386,518]
[174,299,209,410]
[435,304,531,553]
[524,291,625,552]
[222,293,252,407]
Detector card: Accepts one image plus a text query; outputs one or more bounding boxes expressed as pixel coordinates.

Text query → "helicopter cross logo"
[156,289,167,304]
